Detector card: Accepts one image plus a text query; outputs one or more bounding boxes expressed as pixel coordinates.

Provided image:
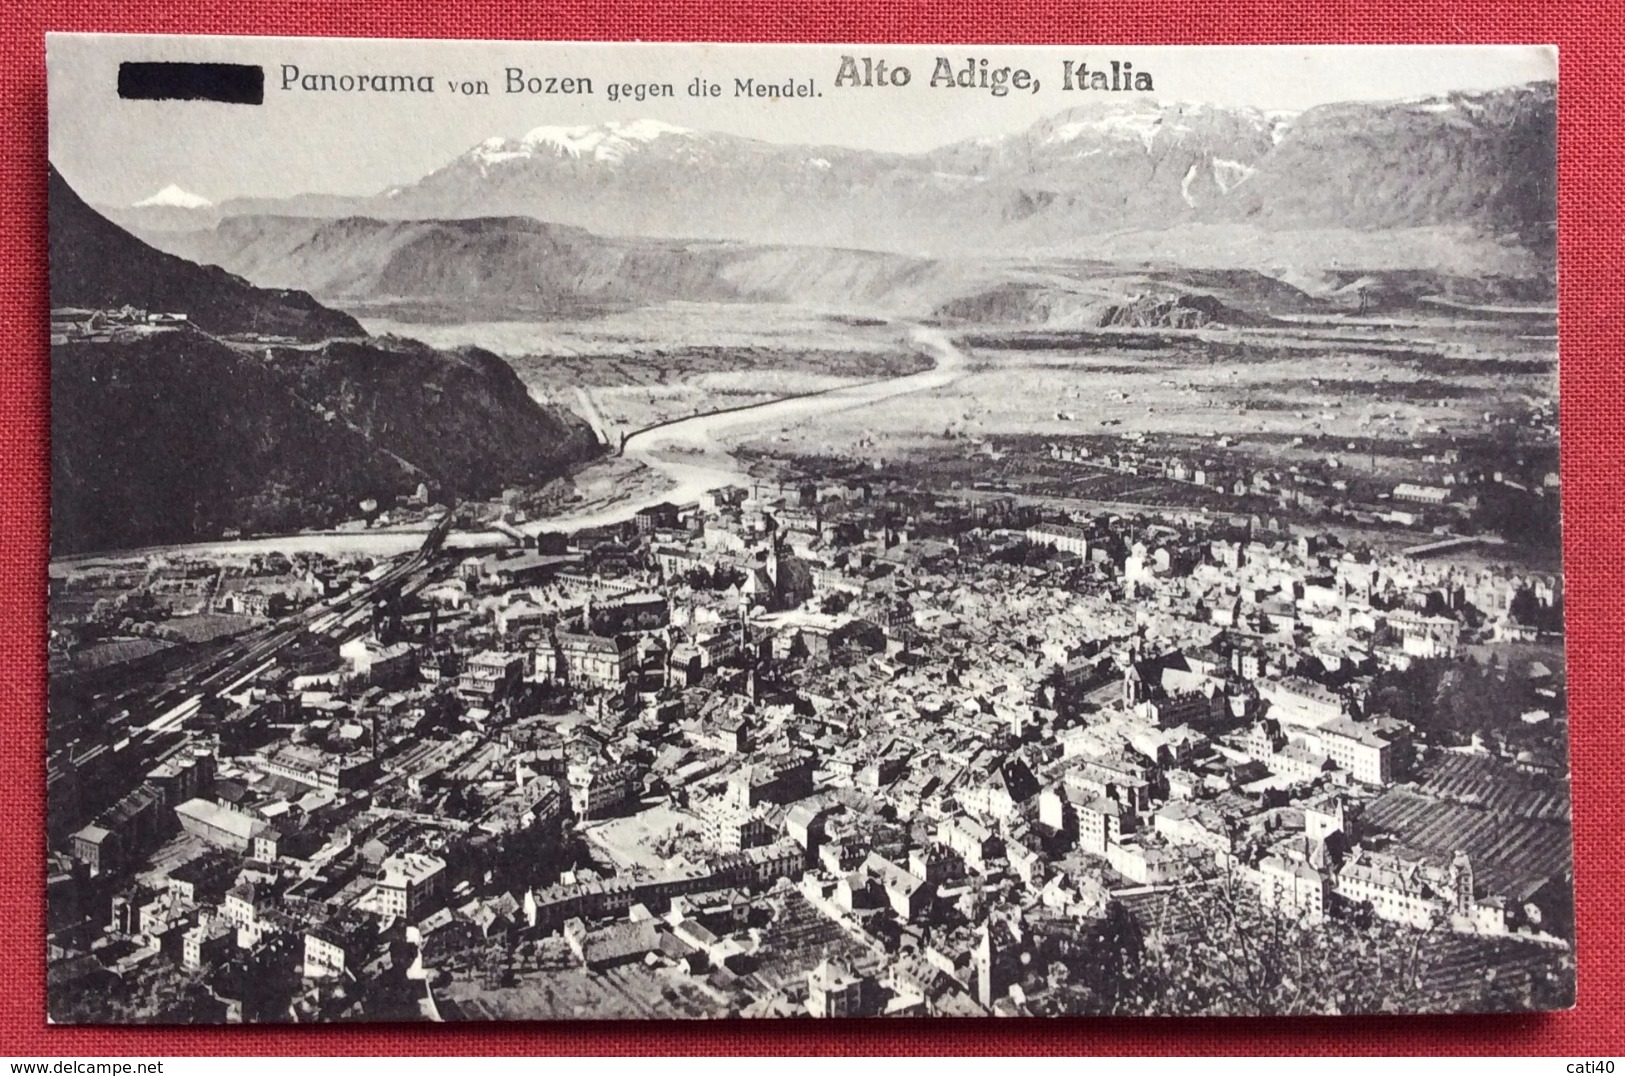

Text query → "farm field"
[1364,786,1571,895]
[60,636,176,672]
[733,315,1555,466]
[440,960,723,1020]
[1411,932,1573,1013]
[362,302,919,437]
[1415,752,1571,823]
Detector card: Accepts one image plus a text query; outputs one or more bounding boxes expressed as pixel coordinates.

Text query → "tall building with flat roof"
[376,852,447,920]
[807,959,867,1017]
[457,649,527,703]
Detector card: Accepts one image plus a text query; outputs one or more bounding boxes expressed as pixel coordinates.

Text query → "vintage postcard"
[45,36,1570,1021]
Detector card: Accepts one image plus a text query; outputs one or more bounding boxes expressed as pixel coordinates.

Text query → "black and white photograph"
[44,37,1570,1022]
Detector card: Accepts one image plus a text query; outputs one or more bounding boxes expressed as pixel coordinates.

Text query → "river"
[524,326,968,533]
[53,327,965,567]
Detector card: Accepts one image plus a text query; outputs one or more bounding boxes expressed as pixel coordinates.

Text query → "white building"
[375,852,447,920]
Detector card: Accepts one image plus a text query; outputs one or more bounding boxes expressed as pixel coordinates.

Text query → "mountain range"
[46,83,1558,552]
[51,172,362,343]
[49,167,599,554]
[106,83,1556,263]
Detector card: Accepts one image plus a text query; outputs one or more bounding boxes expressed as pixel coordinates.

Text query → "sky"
[47,36,1557,207]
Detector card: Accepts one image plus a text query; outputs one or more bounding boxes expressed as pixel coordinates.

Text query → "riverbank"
[51,326,964,567]
[523,326,967,534]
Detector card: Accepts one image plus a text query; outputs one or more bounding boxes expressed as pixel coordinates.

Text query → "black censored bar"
[116,61,264,104]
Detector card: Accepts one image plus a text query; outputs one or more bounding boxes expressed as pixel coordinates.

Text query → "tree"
[820,591,854,616]
[1092,876,1445,1016]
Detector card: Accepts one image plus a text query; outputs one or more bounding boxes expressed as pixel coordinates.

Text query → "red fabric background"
[3,0,1620,1056]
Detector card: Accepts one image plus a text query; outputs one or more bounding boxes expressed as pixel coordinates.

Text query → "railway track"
[131,508,455,739]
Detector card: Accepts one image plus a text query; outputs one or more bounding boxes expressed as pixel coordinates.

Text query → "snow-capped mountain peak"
[469,119,696,167]
[1045,108,1167,152]
[347,83,1549,253]
[1035,100,1293,155]
[133,184,212,209]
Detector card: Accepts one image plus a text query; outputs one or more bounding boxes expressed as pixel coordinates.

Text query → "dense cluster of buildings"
[45,470,1571,1019]
[1046,436,1561,529]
